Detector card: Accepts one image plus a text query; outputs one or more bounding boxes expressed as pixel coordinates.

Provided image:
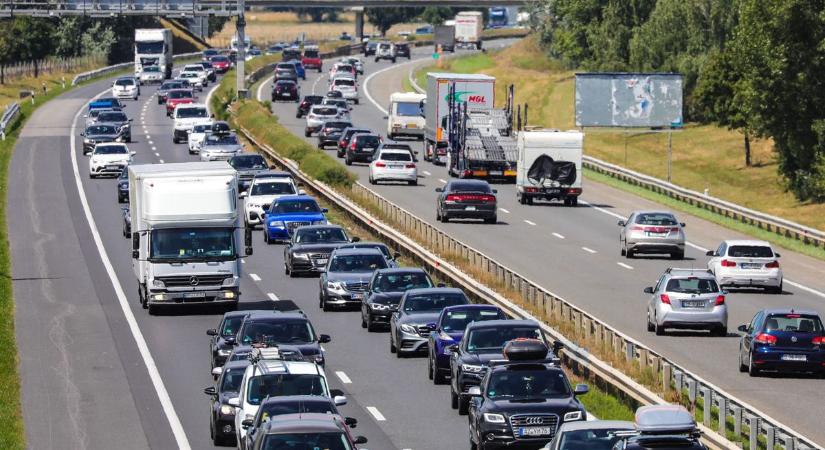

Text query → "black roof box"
[503,338,548,361]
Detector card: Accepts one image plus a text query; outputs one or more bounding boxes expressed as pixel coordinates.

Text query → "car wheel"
[289,267,297,278]
[484,215,496,224]
[428,355,434,380]
[671,250,685,260]
[173,136,179,144]
[518,193,527,205]
[646,313,654,332]
[450,388,458,409]
[345,155,353,166]
[361,314,367,328]
[264,231,271,245]
[433,360,447,385]
[768,281,783,294]
[654,318,665,336]
[296,113,302,118]
[436,209,441,221]
[304,129,311,137]
[748,352,760,377]
[147,304,159,315]
[369,174,376,185]
[715,326,728,337]
[440,212,449,223]
[354,99,359,105]
[626,246,634,259]
[620,239,626,256]
[458,396,469,415]
[390,336,397,353]
[739,348,748,372]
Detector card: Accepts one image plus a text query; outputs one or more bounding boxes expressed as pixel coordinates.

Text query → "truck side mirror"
[131,232,139,259]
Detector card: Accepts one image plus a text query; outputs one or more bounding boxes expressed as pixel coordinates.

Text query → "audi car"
[263,196,328,244]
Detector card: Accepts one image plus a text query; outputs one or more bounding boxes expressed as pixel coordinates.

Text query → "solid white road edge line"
[256,74,274,103]
[70,88,191,449]
[366,406,386,421]
[335,371,352,384]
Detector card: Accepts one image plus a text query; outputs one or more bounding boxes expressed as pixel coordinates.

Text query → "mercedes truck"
[135,28,173,80]
[129,162,253,315]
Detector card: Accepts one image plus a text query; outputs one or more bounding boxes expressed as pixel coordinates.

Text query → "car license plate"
[351,293,363,300]
[184,292,205,299]
[543,188,560,194]
[406,123,418,129]
[390,164,403,169]
[106,165,119,170]
[647,232,668,237]
[782,354,807,361]
[741,263,761,269]
[682,300,704,308]
[489,170,502,176]
[315,258,328,266]
[465,206,477,211]
[437,156,447,163]
[519,427,553,437]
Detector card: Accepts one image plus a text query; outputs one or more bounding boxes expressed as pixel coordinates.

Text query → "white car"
[172,103,211,143]
[112,77,139,100]
[241,176,300,227]
[329,62,356,79]
[305,105,346,137]
[175,72,204,91]
[88,143,134,178]
[369,148,418,185]
[181,64,209,86]
[329,77,359,104]
[187,123,213,154]
[137,66,163,84]
[707,240,783,293]
[227,347,345,450]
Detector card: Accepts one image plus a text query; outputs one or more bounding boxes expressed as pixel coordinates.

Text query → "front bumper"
[246,206,265,226]
[146,288,240,305]
[272,91,299,100]
[290,256,328,274]
[324,288,365,307]
[90,162,128,176]
[475,423,555,449]
[397,330,428,354]
[173,128,189,141]
[265,226,290,241]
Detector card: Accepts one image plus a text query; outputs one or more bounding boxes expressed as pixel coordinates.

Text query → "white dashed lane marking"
[524,220,536,226]
[250,273,261,281]
[335,371,352,384]
[499,208,510,214]
[423,170,431,176]
[366,407,386,421]
[552,232,565,239]
[617,262,634,270]
[267,292,279,301]
[582,247,597,254]
[438,178,447,184]
[159,159,165,163]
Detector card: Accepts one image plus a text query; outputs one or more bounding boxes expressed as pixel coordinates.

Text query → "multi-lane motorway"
[9,41,825,449]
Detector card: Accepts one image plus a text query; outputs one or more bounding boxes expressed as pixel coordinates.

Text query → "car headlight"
[400,323,417,334]
[484,413,506,424]
[293,253,309,260]
[438,331,453,342]
[217,349,231,357]
[152,279,165,288]
[326,281,345,291]
[370,303,388,310]
[84,138,92,144]
[219,404,235,415]
[563,411,583,422]
[268,220,285,228]
[462,364,484,373]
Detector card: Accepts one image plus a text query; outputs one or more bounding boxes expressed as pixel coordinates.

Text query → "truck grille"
[157,274,231,287]
[509,414,559,437]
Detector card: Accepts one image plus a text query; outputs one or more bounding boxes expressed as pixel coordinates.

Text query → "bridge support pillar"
[354,7,365,41]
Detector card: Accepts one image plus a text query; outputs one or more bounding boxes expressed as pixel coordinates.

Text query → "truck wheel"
[139,285,148,309]
[354,99,359,105]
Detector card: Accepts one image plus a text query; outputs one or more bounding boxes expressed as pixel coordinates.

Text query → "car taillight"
[445,194,461,202]
[765,261,780,268]
[721,259,736,267]
[375,162,386,167]
[631,226,645,231]
[350,142,356,150]
[714,295,725,306]
[405,163,415,169]
[660,294,671,304]
[754,333,777,345]
[813,336,825,345]
[670,227,680,232]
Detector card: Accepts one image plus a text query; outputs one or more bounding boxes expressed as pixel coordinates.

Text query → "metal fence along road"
[0,102,21,140]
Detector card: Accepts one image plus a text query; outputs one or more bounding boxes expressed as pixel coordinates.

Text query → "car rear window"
[304,50,319,58]
[379,152,412,162]
[665,278,719,294]
[334,79,355,87]
[765,314,824,332]
[312,107,338,116]
[635,213,678,226]
[449,182,491,193]
[728,245,773,258]
[357,136,381,147]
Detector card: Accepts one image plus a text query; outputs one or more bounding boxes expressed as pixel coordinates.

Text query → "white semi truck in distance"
[135,28,173,80]
[129,162,252,315]
[454,11,484,49]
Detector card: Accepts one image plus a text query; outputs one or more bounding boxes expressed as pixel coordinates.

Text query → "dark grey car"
[96,110,132,142]
[390,287,469,357]
[81,123,122,154]
[436,180,498,224]
[360,268,434,331]
[317,120,353,149]
[229,154,268,192]
[319,248,388,311]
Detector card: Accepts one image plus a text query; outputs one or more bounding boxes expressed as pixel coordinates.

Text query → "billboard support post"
[667,130,673,183]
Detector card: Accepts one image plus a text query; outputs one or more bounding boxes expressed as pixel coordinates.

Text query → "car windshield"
[324,100,348,109]
[324,122,351,130]
[487,370,571,399]
[276,81,296,87]
[372,272,433,294]
[403,293,467,312]
[94,145,128,155]
[87,125,117,134]
[168,90,192,99]
[149,228,234,261]
[313,107,339,116]
[246,374,327,406]
[395,101,421,116]
[334,79,355,87]
[220,367,246,393]
[212,56,229,63]
[98,112,128,122]
[258,400,335,424]
[205,134,239,145]
[557,428,627,450]
[466,327,542,352]
[728,245,774,258]
[357,136,381,148]
[340,244,391,259]
[230,155,266,170]
[294,228,348,244]
[764,314,824,333]
[666,277,719,294]
[251,181,295,196]
[635,213,678,226]
[221,316,244,336]
[115,79,135,86]
[440,308,504,332]
[272,200,320,214]
[262,433,352,450]
[192,124,212,133]
[328,254,388,272]
[240,320,315,345]
[305,96,323,104]
[449,182,491,193]
[380,152,412,162]
[176,107,208,118]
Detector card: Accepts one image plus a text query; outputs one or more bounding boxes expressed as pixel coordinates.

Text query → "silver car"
[618,210,686,259]
[644,268,728,336]
[199,132,243,161]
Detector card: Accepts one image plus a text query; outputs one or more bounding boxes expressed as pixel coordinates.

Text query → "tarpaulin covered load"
[526,154,577,186]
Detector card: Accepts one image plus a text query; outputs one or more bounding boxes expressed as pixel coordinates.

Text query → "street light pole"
[236,0,247,99]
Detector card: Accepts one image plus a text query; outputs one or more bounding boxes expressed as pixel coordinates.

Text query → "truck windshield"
[246,374,327,405]
[149,228,235,261]
[136,42,164,54]
[394,102,421,116]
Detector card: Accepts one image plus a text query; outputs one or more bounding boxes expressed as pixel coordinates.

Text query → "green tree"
[365,7,422,36]
[420,7,455,26]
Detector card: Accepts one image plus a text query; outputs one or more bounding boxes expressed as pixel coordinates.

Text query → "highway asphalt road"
[257,43,825,446]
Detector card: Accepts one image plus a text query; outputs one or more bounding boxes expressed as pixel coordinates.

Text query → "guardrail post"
[765,425,775,450]
[732,405,743,436]
[687,379,697,406]
[625,341,635,361]
[748,415,759,450]
[718,397,728,436]
[582,317,591,339]
[702,388,712,426]
[784,435,795,450]
[638,347,649,370]
[662,363,672,393]
[543,293,552,318]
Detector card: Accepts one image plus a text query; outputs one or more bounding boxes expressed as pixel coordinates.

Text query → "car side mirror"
[552,340,564,354]
[435,187,443,192]
[241,418,253,429]
[227,397,240,407]
[737,324,748,332]
[322,208,329,213]
[351,236,361,242]
[393,252,401,260]
[203,386,217,396]
[492,189,498,194]
[574,384,589,395]
[354,436,368,445]
[211,367,222,377]
[643,286,654,294]
[617,220,626,227]
[130,151,136,156]
[224,336,236,346]
[80,132,85,136]
[425,322,437,330]
[467,386,481,396]
[298,189,306,195]
[333,395,348,406]
[382,115,388,119]
[239,191,248,198]
[206,328,218,336]
[437,282,446,288]
[775,253,781,257]
[680,222,686,227]
[448,344,459,352]
[319,334,331,343]
[706,250,715,256]
[128,118,133,122]
[345,417,358,428]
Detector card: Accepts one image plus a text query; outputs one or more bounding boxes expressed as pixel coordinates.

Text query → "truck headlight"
[484,413,505,423]
[400,323,417,334]
[219,404,234,415]
[152,279,165,288]
[462,364,483,373]
[563,411,583,422]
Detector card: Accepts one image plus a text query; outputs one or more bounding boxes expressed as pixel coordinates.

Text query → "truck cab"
[386,92,425,140]
[134,28,173,80]
[515,129,583,206]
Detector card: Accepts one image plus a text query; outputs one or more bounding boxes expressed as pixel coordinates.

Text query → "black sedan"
[117,169,129,203]
[81,123,122,155]
[436,180,498,224]
[296,95,324,118]
[271,80,300,102]
[234,310,331,365]
[395,42,411,59]
[363,41,378,56]
[317,120,353,149]
[361,268,434,331]
[284,225,357,277]
[206,310,250,370]
[204,360,249,446]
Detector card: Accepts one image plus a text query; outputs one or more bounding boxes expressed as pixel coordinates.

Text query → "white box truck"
[129,162,252,315]
[424,72,495,161]
[515,129,584,206]
[135,28,173,80]
[454,11,484,49]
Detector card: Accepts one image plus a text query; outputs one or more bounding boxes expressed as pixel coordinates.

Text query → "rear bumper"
[627,241,684,254]
[347,151,374,163]
[716,271,782,288]
[751,351,825,373]
[659,307,727,329]
[520,186,581,200]
[373,169,417,182]
[390,126,424,137]
[443,204,497,219]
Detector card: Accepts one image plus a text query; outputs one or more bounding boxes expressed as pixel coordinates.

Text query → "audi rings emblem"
[189,276,199,286]
[791,336,798,343]
[524,417,543,425]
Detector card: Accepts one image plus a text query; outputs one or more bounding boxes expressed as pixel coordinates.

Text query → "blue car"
[427,304,507,384]
[263,195,327,243]
[284,60,306,80]
[738,308,825,377]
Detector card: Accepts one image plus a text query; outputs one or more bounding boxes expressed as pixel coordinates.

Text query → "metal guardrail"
[0,102,21,140]
[71,52,201,86]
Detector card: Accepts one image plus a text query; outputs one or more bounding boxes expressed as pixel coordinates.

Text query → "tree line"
[532,0,825,202]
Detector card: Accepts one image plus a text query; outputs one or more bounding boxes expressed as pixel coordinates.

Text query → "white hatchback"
[88,143,134,178]
[707,239,783,293]
[112,77,139,100]
[369,149,418,185]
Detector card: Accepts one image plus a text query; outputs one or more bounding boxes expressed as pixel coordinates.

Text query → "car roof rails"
[664,267,714,275]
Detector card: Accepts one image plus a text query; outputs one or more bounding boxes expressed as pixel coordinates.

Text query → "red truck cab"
[301,45,323,72]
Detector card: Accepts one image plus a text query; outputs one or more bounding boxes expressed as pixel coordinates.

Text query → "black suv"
[317,120,353,149]
[204,359,249,446]
[450,320,547,415]
[232,310,331,365]
[345,133,382,165]
[395,42,411,59]
[338,127,371,157]
[207,310,250,370]
[360,268,434,331]
[467,340,588,450]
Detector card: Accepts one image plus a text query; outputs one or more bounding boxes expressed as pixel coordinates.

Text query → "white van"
[386,92,425,140]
